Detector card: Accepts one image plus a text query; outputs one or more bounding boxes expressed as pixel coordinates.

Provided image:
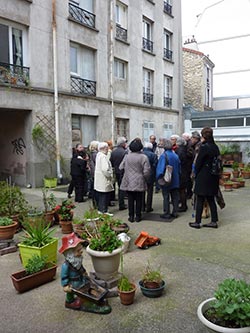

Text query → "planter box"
[18,238,58,267]
[43,178,57,188]
[11,264,57,293]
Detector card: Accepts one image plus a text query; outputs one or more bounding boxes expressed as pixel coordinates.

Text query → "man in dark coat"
[110,137,128,210]
[70,150,88,203]
[189,127,220,229]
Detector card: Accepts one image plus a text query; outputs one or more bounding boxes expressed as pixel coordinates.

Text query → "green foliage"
[54,199,75,221]
[232,161,239,171]
[25,254,47,275]
[210,278,250,328]
[42,188,57,212]
[83,207,100,220]
[142,262,163,284]
[89,222,122,253]
[118,275,133,292]
[0,180,28,217]
[21,219,56,247]
[0,216,14,226]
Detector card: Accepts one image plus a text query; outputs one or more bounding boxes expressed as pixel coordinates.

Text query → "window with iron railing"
[163,1,172,15]
[116,24,127,42]
[71,76,96,96]
[143,92,153,105]
[164,97,172,108]
[163,48,173,61]
[0,62,29,86]
[142,37,154,53]
[69,2,95,28]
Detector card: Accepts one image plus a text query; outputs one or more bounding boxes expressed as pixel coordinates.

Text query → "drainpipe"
[52,0,62,180]
[109,0,114,143]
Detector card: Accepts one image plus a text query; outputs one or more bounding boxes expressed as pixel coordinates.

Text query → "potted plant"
[241,165,250,179]
[11,254,57,293]
[83,207,101,221]
[197,278,250,332]
[232,162,240,178]
[223,181,234,191]
[0,216,18,240]
[86,222,123,280]
[54,199,75,234]
[42,188,57,226]
[117,255,136,305]
[139,262,165,298]
[18,219,58,266]
[32,123,57,188]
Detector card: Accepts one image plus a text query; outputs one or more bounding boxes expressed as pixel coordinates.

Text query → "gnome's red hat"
[59,232,84,254]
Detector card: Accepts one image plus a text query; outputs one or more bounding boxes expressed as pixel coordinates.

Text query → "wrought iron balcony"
[0,62,30,86]
[163,1,172,15]
[116,24,127,42]
[164,97,172,108]
[142,37,154,53]
[69,2,95,28]
[163,48,173,61]
[71,76,96,96]
[143,92,153,105]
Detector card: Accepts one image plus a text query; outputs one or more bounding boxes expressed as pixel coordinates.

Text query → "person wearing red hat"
[59,233,111,313]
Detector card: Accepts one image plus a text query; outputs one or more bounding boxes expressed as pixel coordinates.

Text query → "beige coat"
[94,151,114,192]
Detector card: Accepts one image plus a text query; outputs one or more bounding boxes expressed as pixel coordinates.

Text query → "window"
[115,118,128,139]
[163,0,172,15]
[0,23,27,66]
[217,118,244,127]
[115,2,128,42]
[70,43,96,95]
[143,121,154,142]
[246,117,250,126]
[142,18,153,52]
[163,123,173,138]
[192,120,215,128]
[164,75,172,108]
[163,29,173,61]
[114,59,126,79]
[143,69,153,105]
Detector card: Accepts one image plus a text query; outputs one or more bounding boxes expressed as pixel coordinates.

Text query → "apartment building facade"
[0,0,183,187]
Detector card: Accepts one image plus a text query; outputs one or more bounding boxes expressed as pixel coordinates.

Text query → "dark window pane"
[0,23,9,63]
[217,118,243,127]
[246,118,250,126]
[192,120,215,128]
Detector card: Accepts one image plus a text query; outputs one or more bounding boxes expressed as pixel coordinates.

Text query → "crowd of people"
[67,126,222,229]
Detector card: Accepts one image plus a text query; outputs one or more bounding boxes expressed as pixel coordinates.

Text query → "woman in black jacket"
[189,127,220,229]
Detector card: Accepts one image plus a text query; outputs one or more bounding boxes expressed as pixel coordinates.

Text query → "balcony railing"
[163,1,172,15]
[143,92,153,105]
[164,97,172,108]
[0,62,30,86]
[116,24,127,42]
[142,37,154,53]
[69,2,95,28]
[71,76,96,96]
[163,48,173,61]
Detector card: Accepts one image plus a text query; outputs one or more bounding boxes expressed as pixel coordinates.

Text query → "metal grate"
[142,37,154,53]
[164,97,172,108]
[116,25,127,42]
[71,76,96,96]
[0,62,30,86]
[143,92,153,105]
[69,3,95,28]
[163,48,173,61]
[163,1,172,15]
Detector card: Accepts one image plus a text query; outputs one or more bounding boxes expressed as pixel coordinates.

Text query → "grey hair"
[116,136,127,146]
[162,138,173,150]
[89,140,99,152]
[98,142,108,151]
[144,142,153,149]
[176,137,186,146]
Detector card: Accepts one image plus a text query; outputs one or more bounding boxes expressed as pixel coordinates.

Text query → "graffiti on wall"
[11,138,26,155]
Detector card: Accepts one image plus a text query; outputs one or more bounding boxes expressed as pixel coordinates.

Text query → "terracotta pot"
[224,183,233,191]
[44,210,55,227]
[118,283,136,305]
[11,264,57,293]
[232,170,240,178]
[59,220,73,234]
[0,221,18,240]
[241,171,250,179]
[232,182,240,189]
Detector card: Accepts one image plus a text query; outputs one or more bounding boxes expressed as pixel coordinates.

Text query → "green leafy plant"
[89,222,122,253]
[142,262,163,285]
[118,275,134,292]
[42,188,57,212]
[232,161,239,171]
[206,278,250,328]
[21,219,55,247]
[83,207,100,220]
[0,216,14,226]
[54,199,75,221]
[25,254,48,275]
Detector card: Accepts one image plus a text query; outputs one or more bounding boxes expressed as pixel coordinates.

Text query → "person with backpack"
[189,127,221,229]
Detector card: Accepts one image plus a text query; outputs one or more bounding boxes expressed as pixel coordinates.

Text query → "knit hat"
[129,138,143,152]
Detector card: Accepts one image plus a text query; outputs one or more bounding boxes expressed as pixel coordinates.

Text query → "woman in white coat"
[94,142,114,215]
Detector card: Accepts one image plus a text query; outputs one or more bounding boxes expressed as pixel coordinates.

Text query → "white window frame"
[205,65,212,107]
[143,121,154,143]
[143,18,152,40]
[0,19,28,66]
[163,123,173,138]
[164,75,172,98]
[115,1,127,28]
[70,43,95,80]
[143,69,152,94]
[164,29,172,50]
[114,58,126,80]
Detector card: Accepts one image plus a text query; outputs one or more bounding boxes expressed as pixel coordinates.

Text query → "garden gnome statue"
[59,232,111,314]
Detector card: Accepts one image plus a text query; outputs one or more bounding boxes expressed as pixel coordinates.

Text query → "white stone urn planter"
[86,245,123,281]
[197,297,250,333]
